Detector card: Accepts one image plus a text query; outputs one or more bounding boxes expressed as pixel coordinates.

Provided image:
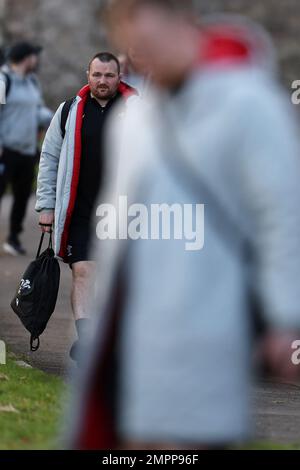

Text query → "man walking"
[0,41,53,255]
[70,1,300,449]
[35,52,137,361]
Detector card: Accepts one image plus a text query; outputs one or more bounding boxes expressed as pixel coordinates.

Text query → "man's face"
[87,59,120,100]
[111,6,196,88]
[24,54,39,74]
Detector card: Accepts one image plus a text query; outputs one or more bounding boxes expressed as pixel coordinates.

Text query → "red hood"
[77,81,137,100]
[198,17,277,75]
[201,27,250,65]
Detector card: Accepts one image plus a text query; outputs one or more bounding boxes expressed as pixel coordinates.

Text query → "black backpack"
[60,97,75,138]
[10,232,61,351]
[1,71,11,98]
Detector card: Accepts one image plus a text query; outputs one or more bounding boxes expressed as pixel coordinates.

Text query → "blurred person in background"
[35,52,137,364]
[118,48,151,97]
[69,0,300,450]
[117,53,130,78]
[0,41,53,255]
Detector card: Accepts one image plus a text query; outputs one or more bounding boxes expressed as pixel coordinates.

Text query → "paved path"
[1,195,300,445]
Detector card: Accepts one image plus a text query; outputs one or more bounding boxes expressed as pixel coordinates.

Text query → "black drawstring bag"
[10,232,60,351]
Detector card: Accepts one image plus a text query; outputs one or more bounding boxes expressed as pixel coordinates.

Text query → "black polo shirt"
[70,91,122,227]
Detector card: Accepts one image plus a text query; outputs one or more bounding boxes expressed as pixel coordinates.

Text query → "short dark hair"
[8,41,42,64]
[88,52,120,74]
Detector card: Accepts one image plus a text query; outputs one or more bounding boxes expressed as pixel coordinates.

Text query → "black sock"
[75,318,90,340]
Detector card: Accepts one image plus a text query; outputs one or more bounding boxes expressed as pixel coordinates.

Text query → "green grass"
[1,352,300,451]
[0,353,66,450]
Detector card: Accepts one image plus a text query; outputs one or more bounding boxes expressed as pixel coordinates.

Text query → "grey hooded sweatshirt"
[0,65,53,156]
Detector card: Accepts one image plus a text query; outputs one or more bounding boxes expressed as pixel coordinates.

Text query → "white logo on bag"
[18,279,31,294]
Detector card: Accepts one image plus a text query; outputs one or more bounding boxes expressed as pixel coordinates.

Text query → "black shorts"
[66,222,93,267]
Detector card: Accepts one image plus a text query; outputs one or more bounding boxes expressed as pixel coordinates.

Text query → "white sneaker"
[3,240,26,256]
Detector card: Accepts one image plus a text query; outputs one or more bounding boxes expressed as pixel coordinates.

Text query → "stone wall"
[2,0,106,107]
[197,0,300,89]
[1,0,300,107]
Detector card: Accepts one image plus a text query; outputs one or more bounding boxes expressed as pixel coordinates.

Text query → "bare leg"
[69,261,96,362]
[71,261,96,320]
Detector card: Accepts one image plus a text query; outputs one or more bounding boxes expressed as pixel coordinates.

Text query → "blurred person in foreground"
[35,52,137,363]
[0,41,53,255]
[68,0,300,449]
